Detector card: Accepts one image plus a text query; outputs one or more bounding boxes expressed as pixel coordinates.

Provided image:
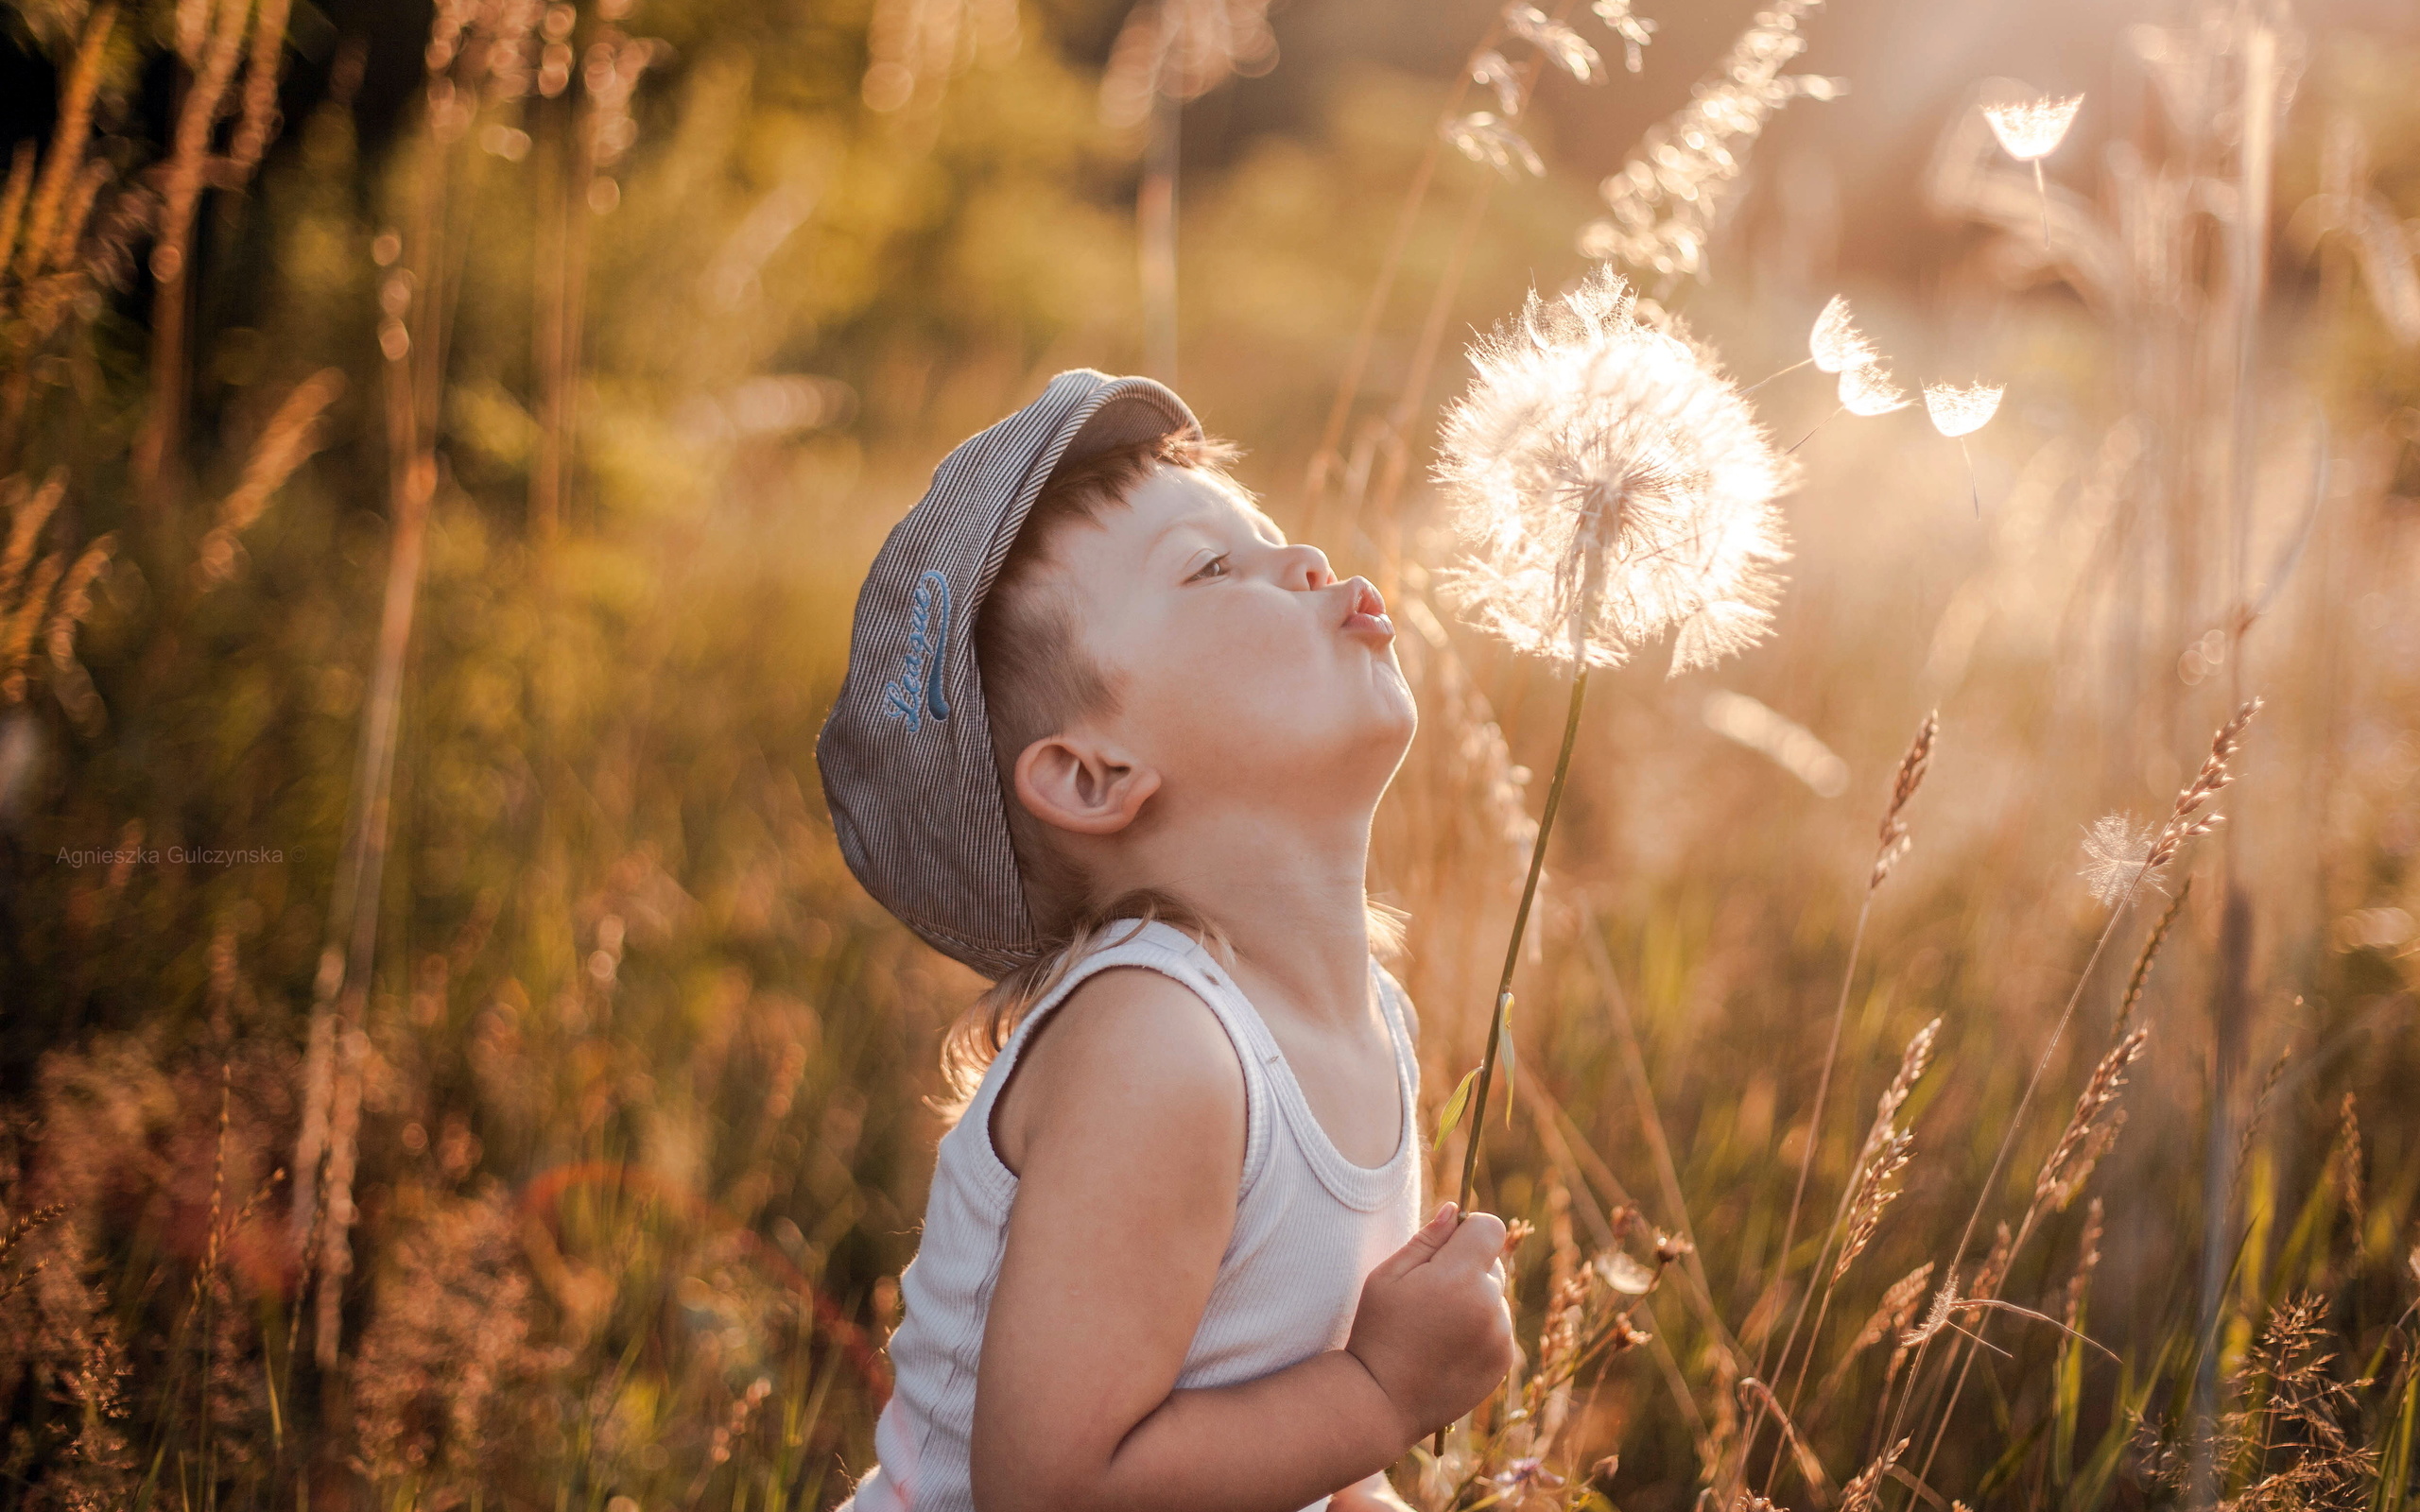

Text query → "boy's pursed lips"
[1340,577,1394,645]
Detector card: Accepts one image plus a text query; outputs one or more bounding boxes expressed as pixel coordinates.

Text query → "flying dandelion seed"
[1925,381,2003,514]
[1840,362,1910,416]
[1789,361,1908,453]
[1811,295,1877,374]
[1743,293,1875,394]
[1924,381,2002,437]
[1428,265,1795,1256]
[1983,94,2083,160]
[1434,265,1796,674]
[2080,813,2162,906]
[1983,93,2083,249]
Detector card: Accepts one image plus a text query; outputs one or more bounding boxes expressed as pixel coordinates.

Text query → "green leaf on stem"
[1433,1066,1479,1153]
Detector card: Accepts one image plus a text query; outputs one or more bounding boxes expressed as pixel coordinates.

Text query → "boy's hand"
[1343,1201,1516,1440]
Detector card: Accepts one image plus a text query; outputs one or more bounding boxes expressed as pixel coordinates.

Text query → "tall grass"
[2,0,2417,1508]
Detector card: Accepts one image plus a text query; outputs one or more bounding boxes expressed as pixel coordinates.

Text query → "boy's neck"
[1098,799,1378,1031]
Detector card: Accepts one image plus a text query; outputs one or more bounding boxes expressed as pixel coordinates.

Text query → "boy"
[820,370,1513,1511]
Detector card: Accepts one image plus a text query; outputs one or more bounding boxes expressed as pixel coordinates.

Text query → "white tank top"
[841,919,1425,1512]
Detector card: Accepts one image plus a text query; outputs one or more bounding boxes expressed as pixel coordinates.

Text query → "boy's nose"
[1276,542,1335,591]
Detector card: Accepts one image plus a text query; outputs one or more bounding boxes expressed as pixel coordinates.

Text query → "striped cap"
[816,369,1202,978]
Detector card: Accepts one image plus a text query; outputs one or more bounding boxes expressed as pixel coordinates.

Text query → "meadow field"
[2,0,2418,1506]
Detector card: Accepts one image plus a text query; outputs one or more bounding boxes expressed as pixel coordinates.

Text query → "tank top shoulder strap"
[962,919,1276,1199]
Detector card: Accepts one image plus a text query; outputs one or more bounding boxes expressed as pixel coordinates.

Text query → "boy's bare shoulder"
[992,966,1244,1172]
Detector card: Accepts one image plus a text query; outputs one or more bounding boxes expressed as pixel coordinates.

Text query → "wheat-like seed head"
[1434,265,1796,675]
[1504,4,1603,83]
[1872,710,1939,887]
[1972,1221,2014,1302]
[2063,1197,2105,1328]
[1841,1436,1910,1512]
[2034,1025,2148,1213]
[2334,1092,2365,1239]
[1443,111,1547,179]
[1471,49,1523,115]
[1589,0,1655,73]
[1847,1262,1937,1357]
[1923,381,2003,438]
[2147,696,2262,868]
[1839,362,1910,417]
[1982,94,2083,161]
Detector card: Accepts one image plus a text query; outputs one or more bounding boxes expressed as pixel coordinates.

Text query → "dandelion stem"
[1740,356,1813,396]
[1437,662,1589,1457]
[1457,664,1591,1218]
[1787,405,1842,455]
[2033,158,2049,251]
[1961,435,1979,517]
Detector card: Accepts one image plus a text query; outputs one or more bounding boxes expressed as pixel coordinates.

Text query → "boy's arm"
[971,969,1509,1512]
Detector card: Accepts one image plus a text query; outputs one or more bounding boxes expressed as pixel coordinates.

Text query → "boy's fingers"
[1437,1210,1508,1270]
[1371,1201,1461,1279]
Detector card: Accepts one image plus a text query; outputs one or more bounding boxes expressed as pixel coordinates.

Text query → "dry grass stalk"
[1836,1126,1914,1283]
[2,553,64,703]
[2187,1295,2378,1509]
[2148,696,2263,871]
[0,1201,66,1305]
[1856,1263,1938,1357]
[2332,1092,2363,1243]
[0,470,64,601]
[2233,1044,2292,1186]
[2063,1197,2104,1330]
[196,369,347,589]
[45,158,111,274]
[228,0,299,173]
[1734,1375,1833,1502]
[1872,711,1938,887]
[1840,1435,1909,1512]
[0,143,34,272]
[2112,881,2191,1039]
[1883,698,2272,1473]
[11,4,115,284]
[2032,1025,2148,1217]
[1970,1222,2014,1303]
[43,533,116,730]
[1745,714,1942,1486]
[1579,0,1840,280]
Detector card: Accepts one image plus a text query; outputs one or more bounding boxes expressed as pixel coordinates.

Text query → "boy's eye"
[1188,553,1231,582]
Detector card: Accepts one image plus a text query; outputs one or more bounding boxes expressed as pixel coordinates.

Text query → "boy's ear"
[1012,732,1160,836]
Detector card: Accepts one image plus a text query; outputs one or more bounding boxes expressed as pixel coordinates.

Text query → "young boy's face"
[1051,465,1416,815]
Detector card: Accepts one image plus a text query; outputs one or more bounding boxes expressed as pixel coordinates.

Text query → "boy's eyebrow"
[1142,508,1239,565]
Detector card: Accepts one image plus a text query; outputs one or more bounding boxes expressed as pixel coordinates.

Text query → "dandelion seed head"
[1808,294,1876,374]
[1839,362,1910,417]
[2080,812,2161,905]
[1923,381,2004,438]
[1434,265,1797,676]
[1982,93,2083,162]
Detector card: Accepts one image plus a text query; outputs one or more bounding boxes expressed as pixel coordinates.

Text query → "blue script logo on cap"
[881,569,953,732]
